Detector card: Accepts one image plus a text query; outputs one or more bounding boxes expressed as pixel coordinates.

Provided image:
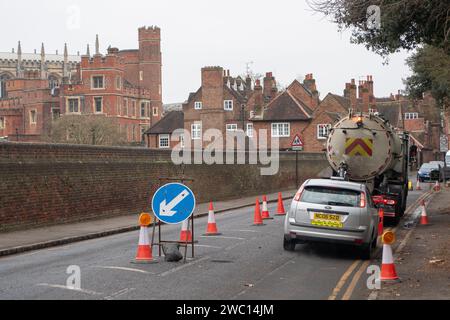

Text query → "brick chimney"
[358,80,370,113]
[304,73,319,109]
[344,79,357,109]
[263,72,276,102]
[253,79,264,115]
[201,66,224,109]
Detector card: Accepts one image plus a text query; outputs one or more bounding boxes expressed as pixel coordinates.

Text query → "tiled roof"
[145,111,184,135]
[375,103,402,127]
[258,90,312,121]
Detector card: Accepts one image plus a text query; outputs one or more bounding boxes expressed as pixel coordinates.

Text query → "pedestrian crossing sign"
[291,134,304,151]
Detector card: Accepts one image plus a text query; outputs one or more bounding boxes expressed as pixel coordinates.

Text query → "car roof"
[305,179,364,192]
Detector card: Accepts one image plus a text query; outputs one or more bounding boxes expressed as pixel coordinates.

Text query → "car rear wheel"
[360,236,376,260]
[283,238,296,251]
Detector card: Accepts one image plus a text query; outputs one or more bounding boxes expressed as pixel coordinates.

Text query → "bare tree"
[47,115,127,146]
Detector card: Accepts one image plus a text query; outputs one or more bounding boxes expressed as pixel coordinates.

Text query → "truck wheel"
[283,238,296,251]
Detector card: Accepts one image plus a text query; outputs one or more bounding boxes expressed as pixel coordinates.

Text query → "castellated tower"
[138,26,162,112]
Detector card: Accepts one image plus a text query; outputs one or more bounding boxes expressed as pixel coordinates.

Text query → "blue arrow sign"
[152,183,196,224]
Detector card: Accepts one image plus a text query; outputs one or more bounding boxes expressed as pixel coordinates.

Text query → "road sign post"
[291,135,304,188]
[152,177,197,262]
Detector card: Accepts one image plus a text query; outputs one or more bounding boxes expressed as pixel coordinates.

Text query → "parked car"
[284,179,379,259]
[417,163,442,182]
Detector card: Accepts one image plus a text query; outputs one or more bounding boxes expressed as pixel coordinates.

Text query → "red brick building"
[0,26,162,143]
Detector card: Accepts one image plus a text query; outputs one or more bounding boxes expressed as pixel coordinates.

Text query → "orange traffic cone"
[378,208,384,236]
[261,196,273,220]
[419,200,429,225]
[253,198,264,226]
[133,213,155,264]
[204,202,221,236]
[380,232,399,282]
[433,180,441,192]
[416,180,422,191]
[180,219,193,242]
[276,193,286,216]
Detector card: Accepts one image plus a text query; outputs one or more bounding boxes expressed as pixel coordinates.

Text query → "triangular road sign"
[292,134,304,148]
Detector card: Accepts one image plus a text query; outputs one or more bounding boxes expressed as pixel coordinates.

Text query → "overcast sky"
[1,0,413,103]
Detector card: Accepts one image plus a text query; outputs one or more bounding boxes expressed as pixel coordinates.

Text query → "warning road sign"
[291,134,304,151]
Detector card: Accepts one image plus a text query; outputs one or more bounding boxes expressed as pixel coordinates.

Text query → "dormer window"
[405,112,419,120]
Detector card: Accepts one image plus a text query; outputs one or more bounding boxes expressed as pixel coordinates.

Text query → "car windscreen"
[301,186,361,207]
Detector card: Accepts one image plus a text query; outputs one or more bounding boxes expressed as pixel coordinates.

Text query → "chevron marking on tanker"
[345,138,373,157]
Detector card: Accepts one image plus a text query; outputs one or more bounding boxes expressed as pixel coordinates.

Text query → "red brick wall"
[0,142,327,231]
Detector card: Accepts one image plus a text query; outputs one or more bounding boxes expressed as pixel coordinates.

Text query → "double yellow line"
[328,190,433,300]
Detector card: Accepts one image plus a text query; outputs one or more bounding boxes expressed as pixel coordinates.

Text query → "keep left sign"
[152,183,196,225]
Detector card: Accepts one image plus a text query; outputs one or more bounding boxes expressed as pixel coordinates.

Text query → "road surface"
[0,189,424,300]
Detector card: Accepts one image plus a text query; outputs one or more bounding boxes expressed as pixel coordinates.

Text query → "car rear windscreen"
[301,186,361,207]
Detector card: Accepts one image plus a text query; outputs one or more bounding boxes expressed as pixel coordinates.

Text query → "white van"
[446,151,450,167]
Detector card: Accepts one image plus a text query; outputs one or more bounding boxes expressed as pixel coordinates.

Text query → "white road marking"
[200,236,246,240]
[158,256,210,277]
[104,288,135,300]
[195,245,223,249]
[36,283,102,295]
[93,266,154,274]
[228,229,263,233]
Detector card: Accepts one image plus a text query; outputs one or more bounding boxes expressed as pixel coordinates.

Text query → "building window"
[405,112,419,120]
[191,123,202,140]
[0,117,5,129]
[317,124,331,140]
[131,100,137,117]
[92,76,105,89]
[116,76,122,90]
[94,97,103,113]
[194,102,202,110]
[246,123,254,137]
[159,134,170,149]
[52,108,60,121]
[226,124,238,132]
[153,107,158,117]
[68,98,80,113]
[0,73,12,99]
[141,102,146,118]
[30,110,37,125]
[369,108,377,114]
[272,123,290,138]
[48,76,60,91]
[123,98,128,116]
[224,100,233,111]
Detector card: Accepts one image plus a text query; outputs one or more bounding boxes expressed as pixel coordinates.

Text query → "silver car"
[284,179,379,259]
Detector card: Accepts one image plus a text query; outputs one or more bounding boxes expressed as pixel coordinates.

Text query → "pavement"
[375,186,450,300]
[0,190,296,257]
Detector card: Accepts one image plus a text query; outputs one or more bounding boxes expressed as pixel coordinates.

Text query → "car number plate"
[311,213,344,229]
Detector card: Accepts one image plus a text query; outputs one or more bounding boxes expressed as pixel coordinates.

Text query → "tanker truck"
[326,111,409,223]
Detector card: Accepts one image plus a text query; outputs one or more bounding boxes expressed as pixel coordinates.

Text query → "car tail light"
[294,184,305,202]
[360,192,366,208]
[385,199,396,206]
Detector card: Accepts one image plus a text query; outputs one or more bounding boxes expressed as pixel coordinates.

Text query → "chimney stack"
[263,72,276,102]
[344,79,357,109]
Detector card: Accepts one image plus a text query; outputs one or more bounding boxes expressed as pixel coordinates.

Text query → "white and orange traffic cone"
[253,198,265,226]
[416,180,422,191]
[419,200,429,225]
[276,193,286,216]
[378,208,384,236]
[180,219,193,242]
[380,231,399,282]
[261,196,273,220]
[433,180,441,192]
[133,213,156,264]
[204,202,221,236]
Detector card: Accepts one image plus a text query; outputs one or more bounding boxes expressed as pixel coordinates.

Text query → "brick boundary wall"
[0,142,327,232]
